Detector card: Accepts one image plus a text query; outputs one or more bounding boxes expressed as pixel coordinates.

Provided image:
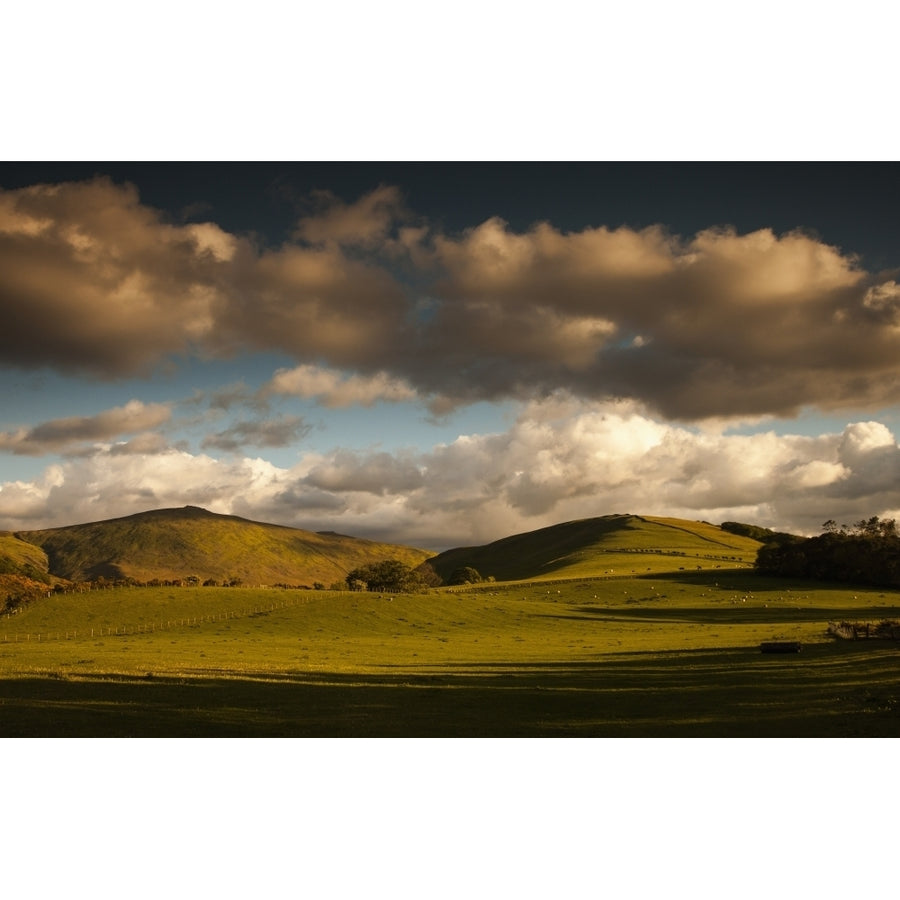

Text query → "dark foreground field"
[2,644,898,737]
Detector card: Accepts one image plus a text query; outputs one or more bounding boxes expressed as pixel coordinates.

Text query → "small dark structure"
[760,640,802,654]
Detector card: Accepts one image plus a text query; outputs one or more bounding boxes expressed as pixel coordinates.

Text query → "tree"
[345,560,422,593]
[414,561,444,588]
[853,516,897,538]
[448,566,483,585]
[755,515,900,587]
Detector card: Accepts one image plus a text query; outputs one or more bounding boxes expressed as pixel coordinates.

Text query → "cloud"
[228,243,409,367]
[242,215,900,420]
[264,363,419,407]
[0,450,289,528]
[5,177,900,421]
[207,381,256,411]
[108,432,175,456]
[0,400,171,455]
[416,219,881,418]
[3,398,900,548]
[302,449,425,494]
[862,279,900,321]
[201,416,312,453]
[293,185,408,247]
[0,179,228,376]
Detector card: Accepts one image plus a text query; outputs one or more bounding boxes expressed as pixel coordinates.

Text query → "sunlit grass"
[2,570,899,735]
[428,514,761,582]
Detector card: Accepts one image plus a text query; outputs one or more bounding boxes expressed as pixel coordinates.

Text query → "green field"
[3,569,899,736]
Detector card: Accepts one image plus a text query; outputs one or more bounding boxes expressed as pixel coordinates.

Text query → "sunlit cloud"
[3,397,899,547]
[293,184,409,247]
[0,179,226,376]
[3,178,900,422]
[0,400,171,456]
[263,363,419,407]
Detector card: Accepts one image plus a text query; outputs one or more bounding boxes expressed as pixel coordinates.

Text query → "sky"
[1,162,899,549]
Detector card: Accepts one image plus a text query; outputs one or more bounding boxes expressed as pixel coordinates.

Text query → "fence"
[1,593,315,645]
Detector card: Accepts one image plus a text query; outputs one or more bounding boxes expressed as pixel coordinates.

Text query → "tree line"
[754,516,900,587]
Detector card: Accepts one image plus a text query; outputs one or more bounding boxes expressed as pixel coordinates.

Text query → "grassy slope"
[427,514,762,582]
[0,532,50,574]
[6,511,899,736]
[0,532,53,594]
[2,574,899,736]
[15,506,433,586]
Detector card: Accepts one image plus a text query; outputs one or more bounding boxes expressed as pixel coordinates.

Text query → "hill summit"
[14,506,434,587]
[425,514,763,582]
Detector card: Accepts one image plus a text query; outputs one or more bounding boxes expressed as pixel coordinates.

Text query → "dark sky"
[3,162,898,270]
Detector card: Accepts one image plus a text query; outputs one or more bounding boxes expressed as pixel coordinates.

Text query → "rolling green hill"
[8,508,765,590]
[14,506,434,587]
[426,514,763,582]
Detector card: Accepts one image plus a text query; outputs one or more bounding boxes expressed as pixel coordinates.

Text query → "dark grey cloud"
[0,400,171,455]
[0,179,231,376]
[302,449,425,495]
[4,178,900,421]
[207,382,257,411]
[201,416,311,453]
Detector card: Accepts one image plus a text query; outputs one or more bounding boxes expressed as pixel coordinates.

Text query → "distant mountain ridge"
[14,506,434,587]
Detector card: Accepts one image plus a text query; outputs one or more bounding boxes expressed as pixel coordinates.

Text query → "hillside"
[0,532,51,582]
[14,506,434,587]
[426,514,763,582]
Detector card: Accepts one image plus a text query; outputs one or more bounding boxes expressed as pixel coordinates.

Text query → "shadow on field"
[2,643,899,736]
[552,605,900,625]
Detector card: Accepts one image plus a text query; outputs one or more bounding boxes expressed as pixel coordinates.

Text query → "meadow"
[3,568,899,736]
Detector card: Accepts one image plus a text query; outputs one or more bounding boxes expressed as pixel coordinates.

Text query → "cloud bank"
[3,178,900,420]
[3,398,899,548]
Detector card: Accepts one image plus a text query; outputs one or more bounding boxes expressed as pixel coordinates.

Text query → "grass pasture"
[426,513,761,582]
[2,569,900,736]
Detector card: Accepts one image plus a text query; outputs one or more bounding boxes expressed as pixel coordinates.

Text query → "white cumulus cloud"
[3,398,899,549]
